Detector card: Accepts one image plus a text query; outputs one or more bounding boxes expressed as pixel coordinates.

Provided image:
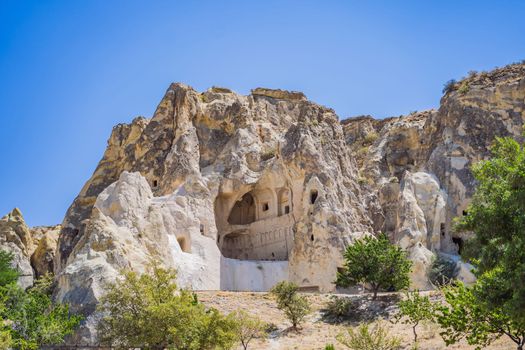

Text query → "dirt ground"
[196,291,515,350]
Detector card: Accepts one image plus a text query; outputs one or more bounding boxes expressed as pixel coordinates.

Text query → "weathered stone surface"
[39,62,524,341]
[0,209,61,287]
[30,225,60,278]
[0,208,34,288]
[344,63,525,286]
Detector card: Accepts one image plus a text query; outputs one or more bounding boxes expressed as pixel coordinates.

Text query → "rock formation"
[0,208,59,288]
[1,62,524,342]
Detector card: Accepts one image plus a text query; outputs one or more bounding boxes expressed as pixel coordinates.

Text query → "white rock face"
[56,171,221,314]
[221,258,288,291]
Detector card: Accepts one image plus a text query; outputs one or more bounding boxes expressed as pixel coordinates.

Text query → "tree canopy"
[336,234,412,299]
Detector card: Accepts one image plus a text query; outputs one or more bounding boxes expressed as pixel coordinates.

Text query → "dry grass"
[196,291,515,350]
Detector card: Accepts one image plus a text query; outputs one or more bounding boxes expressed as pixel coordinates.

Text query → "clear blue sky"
[1,0,524,226]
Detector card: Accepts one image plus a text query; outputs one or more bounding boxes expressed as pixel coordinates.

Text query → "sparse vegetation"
[363,132,379,145]
[458,80,470,94]
[231,310,265,350]
[337,322,401,350]
[427,255,457,287]
[323,296,357,321]
[442,79,457,94]
[336,234,412,299]
[270,281,311,331]
[394,291,434,343]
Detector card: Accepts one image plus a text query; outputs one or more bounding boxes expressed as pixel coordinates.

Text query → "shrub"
[97,262,237,349]
[0,253,82,350]
[336,234,412,299]
[363,132,379,145]
[325,344,335,350]
[458,81,470,94]
[442,79,457,94]
[394,291,434,343]
[231,310,265,350]
[337,322,401,350]
[270,281,311,331]
[323,296,357,320]
[427,255,457,287]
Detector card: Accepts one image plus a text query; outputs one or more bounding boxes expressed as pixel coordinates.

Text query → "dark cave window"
[310,190,318,204]
[440,223,446,237]
[462,210,468,216]
[200,224,205,235]
[452,237,464,254]
[153,180,158,188]
[284,205,290,214]
[262,202,269,211]
[310,234,314,242]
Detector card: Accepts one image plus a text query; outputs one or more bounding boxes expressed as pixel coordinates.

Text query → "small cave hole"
[200,224,205,235]
[153,180,158,188]
[452,237,464,254]
[262,202,269,211]
[310,234,314,242]
[284,205,290,214]
[271,252,275,258]
[177,237,190,253]
[440,223,446,237]
[310,190,318,204]
[462,210,468,216]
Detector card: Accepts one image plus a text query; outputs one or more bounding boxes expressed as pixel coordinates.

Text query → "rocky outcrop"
[0,208,34,288]
[0,209,59,287]
[344,63,525,285]
[0,62,519,342]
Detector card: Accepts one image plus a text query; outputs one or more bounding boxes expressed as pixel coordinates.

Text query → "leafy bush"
[97,262,237,349]
[0,252,82,350]
[442,79,457,94]
[394,291,434,343]
[336,234,412,299]
[427,255,456,287]
[363,132,379,145]
[337,322,401,350]
[323,296,357,320]
[325,344,335,350]
[270,281,311,331]
[231,310,265,350]
[435,280,525,350]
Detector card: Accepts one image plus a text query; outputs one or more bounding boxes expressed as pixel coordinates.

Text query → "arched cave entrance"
[216,188,294,261]
[228,192,256,225]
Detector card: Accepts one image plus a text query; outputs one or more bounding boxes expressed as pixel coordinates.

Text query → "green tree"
[449,135,525,349]
[0,251,82,350]
[435,280,525,350]
[394,291,434,343]
[97,262,237,350]
[270,281,310,331]
[230,310,265,350]
[456,136,525,322]
[336,234,412,299]
[0,251,18,287]
[3,274,82,350]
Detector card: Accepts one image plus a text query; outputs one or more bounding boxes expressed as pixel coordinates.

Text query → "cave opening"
[177,237,190,253]
[228,192,256,225]
[310,190,318,204]
[452,237,464,254]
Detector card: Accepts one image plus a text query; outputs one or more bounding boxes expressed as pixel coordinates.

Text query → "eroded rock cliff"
[1,62,524,342]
